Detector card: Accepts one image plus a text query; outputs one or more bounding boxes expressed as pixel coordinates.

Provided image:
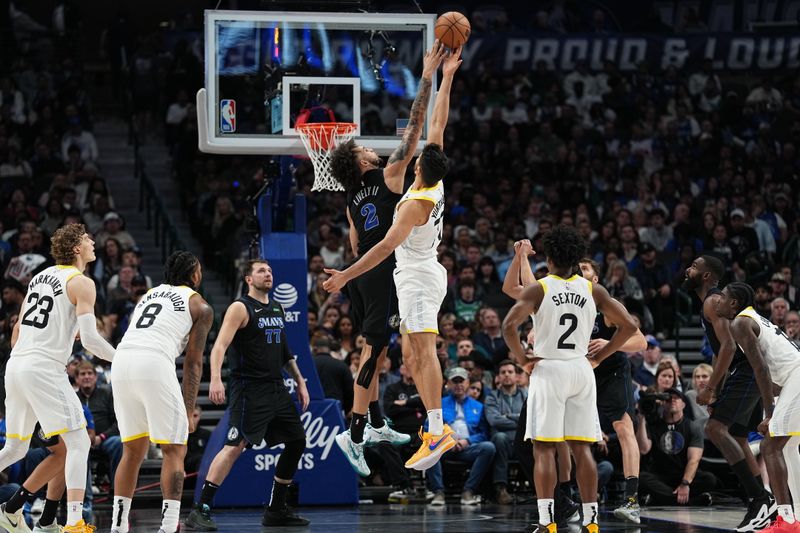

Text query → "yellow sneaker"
[60,519,96,532]
[581,523,599,533]
[404,424,456,471]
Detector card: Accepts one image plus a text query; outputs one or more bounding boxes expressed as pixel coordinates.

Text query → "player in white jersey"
[502,225,637,533]
[110,251,213,533]
[324,48,462,470]
[0,224,115,533]
[716,282,800,532]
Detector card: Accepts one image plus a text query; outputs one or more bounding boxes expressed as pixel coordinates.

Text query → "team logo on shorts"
[227,427,239,441]
[37,427,47,441]
[388,314,401,328]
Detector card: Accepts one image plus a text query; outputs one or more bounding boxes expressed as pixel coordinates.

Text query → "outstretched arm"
[502,239,535,300]
[384,41,446,192]
[428,46,462,148]
[323,199,429,292]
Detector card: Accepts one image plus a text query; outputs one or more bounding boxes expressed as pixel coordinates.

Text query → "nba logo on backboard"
[220,99,236,133]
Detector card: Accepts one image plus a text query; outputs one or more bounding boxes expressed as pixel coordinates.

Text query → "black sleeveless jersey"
[700,287,748,370]
[228,295,292,382]
[346,169,404,257]
[592,312,626,374]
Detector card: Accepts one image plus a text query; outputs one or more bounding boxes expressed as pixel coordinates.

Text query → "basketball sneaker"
[404,425,456,471]
[364,422,411,446]
[184,503,218,531]
[60,520,96,532]
[32,522,60,533]
[524,523,557,533]
[613,497,641,524]
[736,492,777,532]
[759,517,800,532]
[0,503,31,532]
[261,505,310,527]
[581,524,599,533]
[334,429,370,476]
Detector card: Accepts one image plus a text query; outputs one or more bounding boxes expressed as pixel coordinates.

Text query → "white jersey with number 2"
[533,274,596,361]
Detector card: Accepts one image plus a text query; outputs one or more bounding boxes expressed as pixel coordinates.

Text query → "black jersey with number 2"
[347,168,404,257]
[228,295,292,382]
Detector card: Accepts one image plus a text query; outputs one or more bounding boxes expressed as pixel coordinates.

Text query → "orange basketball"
[434,11,470,50]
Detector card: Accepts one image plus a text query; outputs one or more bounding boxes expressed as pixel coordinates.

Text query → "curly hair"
[419,143,449,186]
[164,251,200,289]
[329,139,362,192]
[700,254,725,282]
[726,281,755,313]
[543,224,587,270]
[50,223,86,265]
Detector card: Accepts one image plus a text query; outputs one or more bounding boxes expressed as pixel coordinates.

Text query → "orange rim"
[296,122,357,151]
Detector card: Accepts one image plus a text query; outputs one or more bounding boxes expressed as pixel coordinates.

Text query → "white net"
[296,123,357,192]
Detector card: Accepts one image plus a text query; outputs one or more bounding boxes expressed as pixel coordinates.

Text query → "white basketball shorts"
[5,356,86,441]
[524,357,602,443]
[770,370,800,437]
[112,349,188,445]
[393,261,447,334]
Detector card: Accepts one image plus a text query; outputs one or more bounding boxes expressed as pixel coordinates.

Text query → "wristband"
[680,479,691,486]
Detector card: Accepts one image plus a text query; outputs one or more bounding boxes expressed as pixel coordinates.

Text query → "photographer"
[636,388,716,506]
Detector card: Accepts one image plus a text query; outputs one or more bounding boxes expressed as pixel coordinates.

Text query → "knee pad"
[61,429,90,490]
[275,439,306,480]
[61,428,91,455]
[356,339,386,389]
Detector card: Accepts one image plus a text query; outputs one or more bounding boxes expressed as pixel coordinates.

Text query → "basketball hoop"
[296,122,358,192]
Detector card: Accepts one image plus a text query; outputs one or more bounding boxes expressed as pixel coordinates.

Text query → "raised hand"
[442,46,463,77]
[422,40,447,78]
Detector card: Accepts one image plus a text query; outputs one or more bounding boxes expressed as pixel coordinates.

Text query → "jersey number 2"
[558,313,578,350]
[135,303,163,329]
[361,203,379,231]
[21,292,53,329]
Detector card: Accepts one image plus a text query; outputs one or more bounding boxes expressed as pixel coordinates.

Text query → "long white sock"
[778,504,795,523]
[111,496,132,532]
[161,499,181,533]
[537,498,554,525]
[583,502,599,526]
[428,409,443,435]
[66,501,83,526]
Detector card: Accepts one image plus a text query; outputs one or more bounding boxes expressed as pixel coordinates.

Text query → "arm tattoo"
[183,303,213,414]
[388,77,432,164]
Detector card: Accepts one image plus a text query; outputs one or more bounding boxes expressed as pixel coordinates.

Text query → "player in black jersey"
[684,255,776,532]
[185,260,310,530]
[327,41,446,475]
[579,258,647,524]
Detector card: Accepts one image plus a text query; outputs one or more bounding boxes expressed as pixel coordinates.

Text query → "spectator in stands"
[75,361,122,490]
[332,315,357,359]
[383,359,428,436]
[754,284,773,317]
[95,212,136,250]
[771,297,789,330]
[776,265,798,305]
[653,361,678,394]
[307,255,324,295]
[634,335,662,387]
[605,259,644,302]
[636,388,715,506]
[426,367,495,506]
[484,360,526,505]
[185,406,211,476]
[468,379,484,401]
[319,225,345,270]
[312,336,354,416]
[728,208,760,267]
[685,364,713,423]
[473,308,509,367]
[634,242,673,337]
[781,309,800,343]
[639,208,673,252]
[769,273,795,309]
[60,116,98,163]
[452,280,482,323]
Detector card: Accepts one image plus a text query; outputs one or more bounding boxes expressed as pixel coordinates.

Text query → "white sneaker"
[32,523,60,533]
[0,503,32,532]
[334,430,370,477]
[430,492,446,506]
[364,422,411,446]
[460,490,481,505]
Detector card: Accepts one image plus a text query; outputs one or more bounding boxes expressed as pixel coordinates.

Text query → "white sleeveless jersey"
[394,180,445,268]
[533,275,597,361]
[116,284,197,363]
[12,265,82,365]
[736,306,800,387]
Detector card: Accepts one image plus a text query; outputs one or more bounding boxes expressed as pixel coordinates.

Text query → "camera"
[639,390,670,419]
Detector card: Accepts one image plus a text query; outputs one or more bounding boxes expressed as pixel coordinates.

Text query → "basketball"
[434,12,471,49]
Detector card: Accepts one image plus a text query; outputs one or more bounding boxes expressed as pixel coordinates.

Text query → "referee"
[185,260,310,530]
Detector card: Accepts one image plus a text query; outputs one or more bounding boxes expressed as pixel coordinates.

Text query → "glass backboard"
[198,10,436,156]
